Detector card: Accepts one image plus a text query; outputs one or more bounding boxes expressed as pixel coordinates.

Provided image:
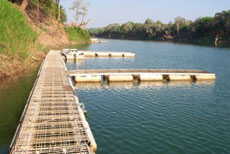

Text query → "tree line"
[88,10,230,44]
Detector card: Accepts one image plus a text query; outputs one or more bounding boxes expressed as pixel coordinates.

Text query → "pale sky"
[61,0,230,28]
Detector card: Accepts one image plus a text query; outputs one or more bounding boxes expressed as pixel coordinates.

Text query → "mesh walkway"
[10,51,95,154]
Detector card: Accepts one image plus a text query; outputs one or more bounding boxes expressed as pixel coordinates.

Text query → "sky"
[61,0,230,28]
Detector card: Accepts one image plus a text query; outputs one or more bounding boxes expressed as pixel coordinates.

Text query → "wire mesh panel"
[11,51,94,154]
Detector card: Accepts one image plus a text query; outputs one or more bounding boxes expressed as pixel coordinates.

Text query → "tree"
[145,18,153,25]
[20,0,28,11]
[57,0,61,21]
[70,0,90,28]
[70,0,82,26]
[79,5,88,26]
[120,22,134,34]
[55,0,67,23]
[213,10,230,35]
[105,24,120,33]
[174,16,186,35]
[191,17,213,36]
[88,10,230,44]
[81,19,91,29]
[155,20,163,33]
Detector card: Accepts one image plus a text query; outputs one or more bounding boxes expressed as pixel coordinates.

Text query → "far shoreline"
[93,36,230,48]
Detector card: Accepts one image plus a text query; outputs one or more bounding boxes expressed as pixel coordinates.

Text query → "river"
[67,39,230,154]
[1,39,230,153]
[0,67,39,154]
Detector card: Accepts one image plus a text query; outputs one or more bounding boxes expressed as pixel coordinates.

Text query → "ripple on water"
[75,81,230,154]
[70,39,230,154]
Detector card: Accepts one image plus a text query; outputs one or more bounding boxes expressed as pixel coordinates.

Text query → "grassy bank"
[65,26,90,42]
[0,0,37,58]
[0,0,92,78]
[0,0,45,78]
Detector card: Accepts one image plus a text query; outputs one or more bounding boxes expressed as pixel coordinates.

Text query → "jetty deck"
[62,50,135,60]
[10,51,96,154]
[68,69,212,75]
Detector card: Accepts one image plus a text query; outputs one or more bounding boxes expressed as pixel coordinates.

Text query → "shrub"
[65,26,90,42]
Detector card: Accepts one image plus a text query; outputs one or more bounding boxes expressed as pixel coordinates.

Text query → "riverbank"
[0,41,90,80]
[91,36,230,48]
[0,19,90,79]
[90,34,230,46]
[0,0,91,80]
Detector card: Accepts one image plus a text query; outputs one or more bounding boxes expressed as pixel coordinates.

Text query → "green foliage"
[28,0,67,23]
[145,18,154,24]
[89,10,230,43]
[120,22,134,34]
[59,6,67,23]
[191,17,214,37]
[65,26,90,42]
[0,0,37,59]
[52,3,67,23]
[213,10,230,35]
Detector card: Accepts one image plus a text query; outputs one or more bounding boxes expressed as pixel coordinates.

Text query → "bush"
[0,0,37,59]
[28,0,67,23]
[65,26,90,42]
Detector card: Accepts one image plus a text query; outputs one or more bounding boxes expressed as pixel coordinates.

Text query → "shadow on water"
[74,80,216,90]
[0,66,39,154]
[172,41,230,49]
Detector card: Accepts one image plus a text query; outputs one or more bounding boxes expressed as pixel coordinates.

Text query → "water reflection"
[166,81,193,87]
[194,80,216,85]
[74,82,102,89]
[138,81,164,88]
[0,66,39,153]
[107,82,134,89]
[74,80,215,90]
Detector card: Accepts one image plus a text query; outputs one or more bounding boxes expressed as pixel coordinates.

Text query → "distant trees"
[213,10,230,36]
[120,22,134,34]
[190,17,213,36]
[88,10,230,44]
